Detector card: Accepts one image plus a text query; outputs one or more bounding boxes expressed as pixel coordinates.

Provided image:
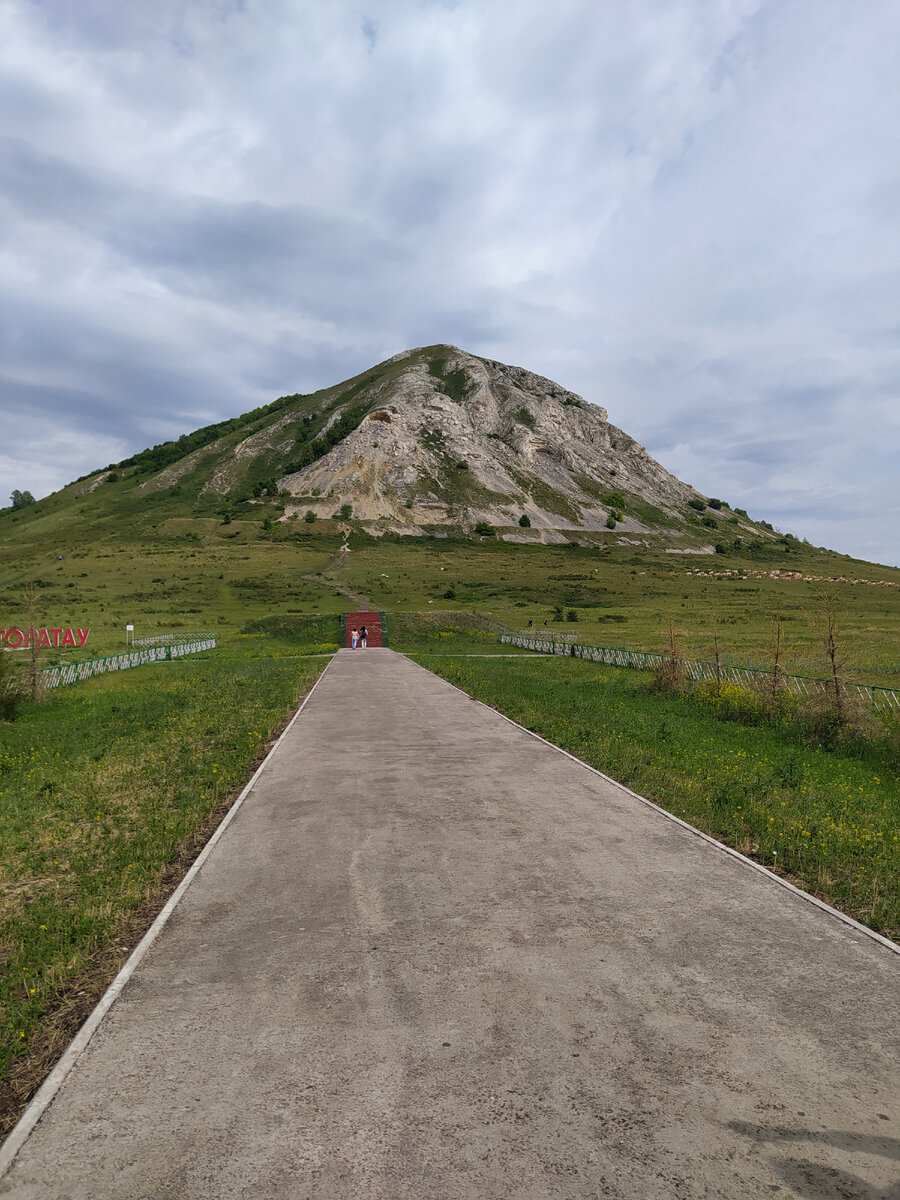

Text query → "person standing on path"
[350,628,359,649]
[360,625,368,648]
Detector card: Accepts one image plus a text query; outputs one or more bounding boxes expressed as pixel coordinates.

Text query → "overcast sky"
[2,0,898,565]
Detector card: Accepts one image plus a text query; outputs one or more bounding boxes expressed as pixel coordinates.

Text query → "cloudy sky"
[2,0,898,565]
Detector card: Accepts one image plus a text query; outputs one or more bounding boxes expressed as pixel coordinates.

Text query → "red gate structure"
[343,612,384,648]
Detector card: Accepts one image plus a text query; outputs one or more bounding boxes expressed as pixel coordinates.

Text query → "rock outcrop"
[126,343,755,547]
[274,346,703,539]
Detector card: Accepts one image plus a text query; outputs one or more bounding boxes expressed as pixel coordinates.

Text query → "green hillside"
[1,346,899,680]
[2,367,898,1133]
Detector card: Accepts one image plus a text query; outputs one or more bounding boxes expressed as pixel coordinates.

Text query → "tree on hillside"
[813,590,850,725]
[23,582,44,702]
[10,489,35,509]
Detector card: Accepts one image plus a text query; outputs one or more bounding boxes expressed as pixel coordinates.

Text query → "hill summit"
[124,344,735,546]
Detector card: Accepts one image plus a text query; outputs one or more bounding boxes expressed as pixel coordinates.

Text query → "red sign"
[0,628,90,649]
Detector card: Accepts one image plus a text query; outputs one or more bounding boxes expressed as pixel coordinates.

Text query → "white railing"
[40,639,216,690]
[132,631,213,647]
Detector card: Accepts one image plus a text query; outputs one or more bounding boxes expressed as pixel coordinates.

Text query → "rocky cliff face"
[123,343,746,547]
[273,345,703,541]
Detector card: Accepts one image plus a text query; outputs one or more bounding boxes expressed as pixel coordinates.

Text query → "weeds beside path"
[0,638,328,1138]
[413,654,900,942]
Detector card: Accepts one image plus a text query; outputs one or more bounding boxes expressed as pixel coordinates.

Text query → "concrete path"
[2,649,898,1199]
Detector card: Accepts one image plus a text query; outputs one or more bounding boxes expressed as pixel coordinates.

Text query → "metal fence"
[499,635,900,713]
[132,631,214,647]
[40,638,217,690]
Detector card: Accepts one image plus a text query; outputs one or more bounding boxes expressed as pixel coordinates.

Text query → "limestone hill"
[4,345,784,552]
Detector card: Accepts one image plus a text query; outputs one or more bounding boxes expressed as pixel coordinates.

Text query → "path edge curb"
[402,652,900,958]
[0,657,335,1179]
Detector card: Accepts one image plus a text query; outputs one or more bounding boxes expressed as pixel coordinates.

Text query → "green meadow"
[1,500,898,1128]
[2,508,899,683]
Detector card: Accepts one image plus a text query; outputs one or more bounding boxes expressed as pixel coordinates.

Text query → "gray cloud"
[1,0,898,565]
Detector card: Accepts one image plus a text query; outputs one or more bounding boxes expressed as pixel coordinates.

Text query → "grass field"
[2,495,898,1128]
[338,538,900,687]
[0,634,327,1122]
[408,653,899,940]
[2,519,898,688]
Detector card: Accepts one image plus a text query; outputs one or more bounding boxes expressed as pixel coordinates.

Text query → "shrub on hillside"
[688,498,706,511]
[518,514,531,527]
[0,654,25,721]
[645,619,684,693]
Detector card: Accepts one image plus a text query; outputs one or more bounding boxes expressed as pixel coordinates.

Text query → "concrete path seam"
[404,653,900,957]
[0,656,336,1177]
